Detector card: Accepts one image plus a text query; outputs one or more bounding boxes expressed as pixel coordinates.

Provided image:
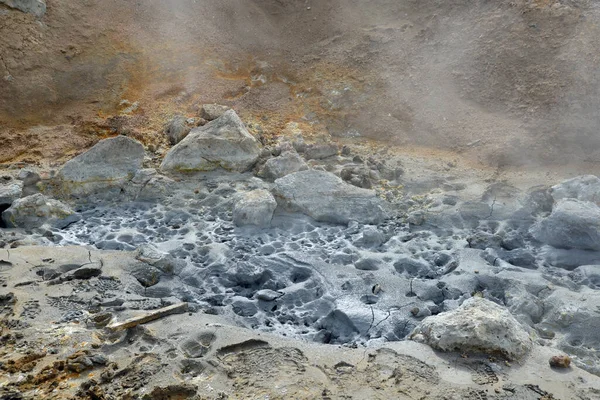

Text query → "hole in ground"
[0,204,10,228]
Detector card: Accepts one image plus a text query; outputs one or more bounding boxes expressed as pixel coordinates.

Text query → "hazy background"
[0,0,598,167]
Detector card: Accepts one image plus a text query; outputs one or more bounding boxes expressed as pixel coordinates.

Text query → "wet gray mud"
[24,176,599,376]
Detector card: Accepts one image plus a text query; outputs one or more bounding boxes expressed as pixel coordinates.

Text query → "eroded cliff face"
[0,0,599,169]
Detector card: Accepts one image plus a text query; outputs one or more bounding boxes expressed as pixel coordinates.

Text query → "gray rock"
[233,189,277,228]
[260,151,308,181]
[361,226,385,247]
[273,170,388,225]
[199,104,230,121]
[164,115,192,145]
[231,297,258,317]
[532,199,600,251]
[0,177,22,206]
[551,175,600,205]
[340,165,373,189]
[317,310,359,343]
[355,258,380,271]
[161,110,260,173]
[467,231,503,250]
[394,256,433,278]
[56,136,144,197]
[135,244,186,275]
[17,169,40,196]
[0,0,46,17]
[410,297,532,360]
[17,168,40,186]
[1,193,80,229]
[127,169,175,201]
[304,143,338,160]
[131,263,162,288]
[255,289,284,301]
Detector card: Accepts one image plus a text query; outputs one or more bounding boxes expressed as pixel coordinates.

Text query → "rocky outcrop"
[532,198,600,251]
[410,297,532,360]
[161,110,260,173]
[551,175,600,205]
[0,0,46,17]
[272,170,388,224]
[54,136,145,198]
[260,151,308,181]
[233,189,277,228]
[2,193,80,229]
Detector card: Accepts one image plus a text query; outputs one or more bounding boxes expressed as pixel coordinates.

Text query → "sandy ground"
[1,246,599,400]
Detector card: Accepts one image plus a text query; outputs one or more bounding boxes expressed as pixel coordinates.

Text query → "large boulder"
[551,175,600,205]
[410,297,532,360]
[160,110,260,173]
[0,176,22,207]
[260,151,308,181]
[233,189,277,228]
[531,198,600,251]
[2,194,80,229]
[272,170,388,224]
[0,0,46,17]
[55,136,145,197]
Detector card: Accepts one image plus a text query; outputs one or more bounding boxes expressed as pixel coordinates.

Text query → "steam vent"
[2,1,600,398]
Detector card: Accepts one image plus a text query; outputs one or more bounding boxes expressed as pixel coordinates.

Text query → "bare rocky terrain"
[2,1,600,399]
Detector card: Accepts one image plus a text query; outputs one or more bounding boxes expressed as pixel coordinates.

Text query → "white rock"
[233,189,277,227]
[161,110,260,173]
[410,297,532,360]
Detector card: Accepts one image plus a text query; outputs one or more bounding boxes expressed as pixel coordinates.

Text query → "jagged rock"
[0,176,22,206]
[273,170,387,224]
[532,198,600,251]
[55,136,144,197]
[161,110,260,173]
[260,151,308,181]
[1,193,80,229]
[233,189,277,228]
[0,0,46,17]
[551,175,600,205]
[199,104,230,121]
[410,297,532,360]
[164,114,191,145]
